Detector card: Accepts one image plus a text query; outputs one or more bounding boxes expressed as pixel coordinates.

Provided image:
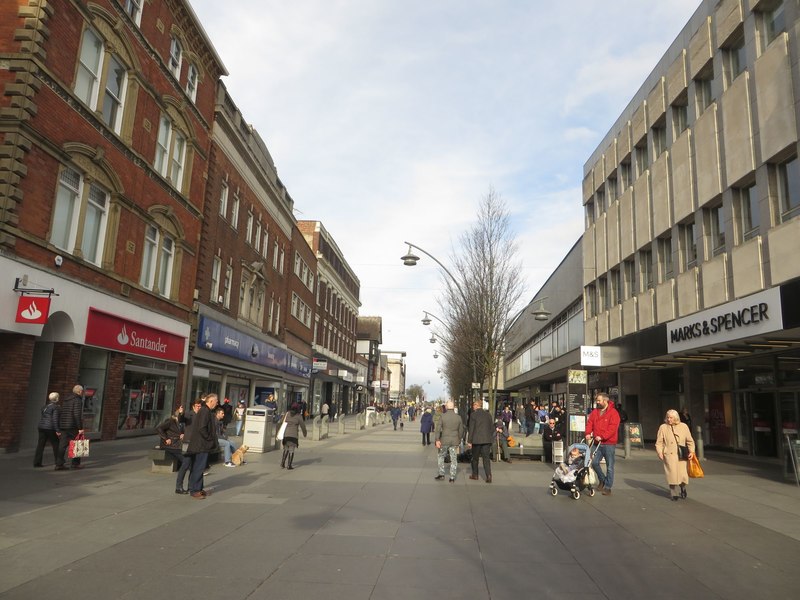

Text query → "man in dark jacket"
[467,400,494,483]
[186,393,219,498]
[55,385,84,471]
[523,400,535,436]
[542,417,563,463]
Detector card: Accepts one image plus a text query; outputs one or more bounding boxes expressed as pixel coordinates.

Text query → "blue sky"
[189,0,701,401]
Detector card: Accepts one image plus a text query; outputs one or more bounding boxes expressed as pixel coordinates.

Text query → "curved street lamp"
[401,241,462,293]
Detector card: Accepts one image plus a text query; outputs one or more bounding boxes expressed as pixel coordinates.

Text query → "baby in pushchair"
[554,445,585,483]
[549,442,595,499]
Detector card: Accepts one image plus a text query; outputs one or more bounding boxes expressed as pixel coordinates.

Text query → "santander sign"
[85,308,185,362]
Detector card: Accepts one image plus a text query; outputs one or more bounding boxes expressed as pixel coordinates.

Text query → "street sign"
[471,382,481,389]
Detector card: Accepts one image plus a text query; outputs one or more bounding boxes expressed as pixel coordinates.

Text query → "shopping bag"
[586,465,599,486]
[68,433,90,458]
[687,454,704,478]
[276,415,288,441]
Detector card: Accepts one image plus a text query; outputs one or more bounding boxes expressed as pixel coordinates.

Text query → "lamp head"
[433,352,439,359]
[421,313,431,326]
[532,299,551,321]
[401,244,419,266]
[429,335,436,344]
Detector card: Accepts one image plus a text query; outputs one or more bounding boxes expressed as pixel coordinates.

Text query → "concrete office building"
[582,0,800,461]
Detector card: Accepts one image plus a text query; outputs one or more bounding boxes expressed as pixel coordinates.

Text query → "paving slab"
[0,420,799,599]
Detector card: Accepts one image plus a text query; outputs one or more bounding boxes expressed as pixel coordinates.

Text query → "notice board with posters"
[627,422,644,448]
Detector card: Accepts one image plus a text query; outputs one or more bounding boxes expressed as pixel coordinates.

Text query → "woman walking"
[280,403,307,470]
[420,408,434,446]
[156,406,192,494]
[33,392,61,468]
[655,409,696,501]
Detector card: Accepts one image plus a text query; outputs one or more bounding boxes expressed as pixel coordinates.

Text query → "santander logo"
[116,324,168,354]
[20,300,43,321]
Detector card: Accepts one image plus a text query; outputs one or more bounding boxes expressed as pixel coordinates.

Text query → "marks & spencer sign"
[666,288,783,353]
[85,308,186,362]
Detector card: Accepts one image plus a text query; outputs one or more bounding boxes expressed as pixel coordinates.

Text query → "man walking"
[55,384,84,471]
[467,400,494,483]
[434,400,465,483]
[585,392,621,496]
[186,393,219,498]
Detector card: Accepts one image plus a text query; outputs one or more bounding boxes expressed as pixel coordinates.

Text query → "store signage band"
[666,288,783,353]
[85,308,185,362]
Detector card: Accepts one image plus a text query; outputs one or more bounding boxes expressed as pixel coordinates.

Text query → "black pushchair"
[549,441,598,500]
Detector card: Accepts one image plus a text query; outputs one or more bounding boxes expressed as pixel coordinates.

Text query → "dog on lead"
[231,445,249,466]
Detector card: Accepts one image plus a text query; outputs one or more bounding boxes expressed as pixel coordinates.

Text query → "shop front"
[191,314,311,415]
[2,256,191,450]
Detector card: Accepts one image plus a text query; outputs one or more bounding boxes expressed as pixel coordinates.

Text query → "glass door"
[752,392,777,457]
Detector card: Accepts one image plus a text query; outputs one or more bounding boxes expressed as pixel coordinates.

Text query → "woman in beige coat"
[655,409,696,501]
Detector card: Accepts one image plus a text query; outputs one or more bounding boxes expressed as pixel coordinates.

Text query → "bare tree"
[438,187,524,416]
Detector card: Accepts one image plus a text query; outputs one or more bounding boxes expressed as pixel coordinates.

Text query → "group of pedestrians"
[34,384,85,471]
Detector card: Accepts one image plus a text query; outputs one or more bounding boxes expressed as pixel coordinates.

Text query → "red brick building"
[298,221,361,416]
[0,0,225,450]
[189,83,314,412]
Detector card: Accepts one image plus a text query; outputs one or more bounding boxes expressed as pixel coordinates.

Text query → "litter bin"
[243,407,273,452]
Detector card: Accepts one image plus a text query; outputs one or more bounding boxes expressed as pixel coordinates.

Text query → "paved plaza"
[1,418,799,599]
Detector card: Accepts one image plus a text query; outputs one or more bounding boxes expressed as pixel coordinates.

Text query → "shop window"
[78,347,109,434]
[75,27,129,134]
[51,166,109,266]
[120,361,177,432]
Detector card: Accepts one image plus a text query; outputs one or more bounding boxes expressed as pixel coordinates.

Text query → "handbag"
[276,414,288,441]
[68,433,90,458]
[671,425,689,460]
[688,454,705,478]
[586,465,599,486]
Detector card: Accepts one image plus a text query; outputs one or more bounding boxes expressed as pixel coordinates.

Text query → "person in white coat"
[655,409,696,501]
